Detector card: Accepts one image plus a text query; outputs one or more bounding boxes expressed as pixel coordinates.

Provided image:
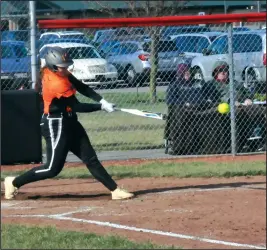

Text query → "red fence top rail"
[38,13,266,29]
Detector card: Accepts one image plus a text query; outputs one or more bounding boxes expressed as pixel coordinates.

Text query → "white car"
[39,43,118,87]
[190,30,266,85]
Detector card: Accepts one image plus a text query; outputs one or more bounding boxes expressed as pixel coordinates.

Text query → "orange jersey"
[42,68,76,114]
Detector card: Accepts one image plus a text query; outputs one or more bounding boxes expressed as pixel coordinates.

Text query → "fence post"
[29,1,37,90]
[227,22,237,156]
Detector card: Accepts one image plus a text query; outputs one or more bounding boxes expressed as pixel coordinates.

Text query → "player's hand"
[243,99,253,106]
[235,101,241,107]
[100,99,115,113]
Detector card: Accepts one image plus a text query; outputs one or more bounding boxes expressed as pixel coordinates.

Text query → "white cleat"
[111,187,134,200]
[4,176,18,200]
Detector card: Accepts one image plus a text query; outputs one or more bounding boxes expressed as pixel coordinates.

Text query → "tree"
[90,1,190,103]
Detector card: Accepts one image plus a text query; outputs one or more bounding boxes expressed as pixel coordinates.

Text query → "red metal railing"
[38,13,266,29]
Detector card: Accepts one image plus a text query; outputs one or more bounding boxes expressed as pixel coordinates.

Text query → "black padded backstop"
[1,89,42,165]
[164,105,266,155]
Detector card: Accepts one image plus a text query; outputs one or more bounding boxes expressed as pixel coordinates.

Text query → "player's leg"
[5,117,69,199]
[70,121,134,200]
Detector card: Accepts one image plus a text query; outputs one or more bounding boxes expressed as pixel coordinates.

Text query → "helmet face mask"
[44,47,73,72]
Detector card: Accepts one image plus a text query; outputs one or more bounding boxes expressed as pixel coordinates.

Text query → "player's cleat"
[4,176,18,200]
[111,187,134,200]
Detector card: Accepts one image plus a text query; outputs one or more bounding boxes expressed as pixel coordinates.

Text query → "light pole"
[257,1,261,28]
[224,0,227,30]
[257,0,261,12]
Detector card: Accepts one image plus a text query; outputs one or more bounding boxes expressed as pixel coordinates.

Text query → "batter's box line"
[3,213,264,249]
[49,206,101,217]
[138,185,265,198]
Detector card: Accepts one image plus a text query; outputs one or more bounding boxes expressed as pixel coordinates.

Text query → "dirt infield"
[2,154,266,249]
[1,175,266,249]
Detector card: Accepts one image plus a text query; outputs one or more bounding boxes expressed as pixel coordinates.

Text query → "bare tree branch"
[127,1,139,17]
[92,1,115,17]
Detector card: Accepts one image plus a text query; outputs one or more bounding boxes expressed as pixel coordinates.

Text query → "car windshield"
[66,47,101,59]
[207,36,228,54]
[209,36,219,42]
[158,41,178,52]
[174,36,204,53]
[96,31,115,42]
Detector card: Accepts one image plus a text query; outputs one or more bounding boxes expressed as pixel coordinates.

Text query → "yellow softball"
[217,102,230,114]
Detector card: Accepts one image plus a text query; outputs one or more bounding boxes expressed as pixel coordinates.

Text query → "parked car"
[142,40,181,81]
[105,41,151,86]
[39,43,118,87]
[1,41,31,90]
[190,30,266,85]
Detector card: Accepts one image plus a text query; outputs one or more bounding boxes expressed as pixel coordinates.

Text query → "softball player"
[4,46,134,200]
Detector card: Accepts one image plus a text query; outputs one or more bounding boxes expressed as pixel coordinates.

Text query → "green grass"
[1,224,177,249]
[1,161,265,181]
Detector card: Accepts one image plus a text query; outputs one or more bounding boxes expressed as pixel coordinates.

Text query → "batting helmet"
[44,47,73,71]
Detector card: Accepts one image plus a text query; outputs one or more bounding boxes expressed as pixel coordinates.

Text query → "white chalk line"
[2,213,265,249]
[49,207,100,217]
[145,185,266,196]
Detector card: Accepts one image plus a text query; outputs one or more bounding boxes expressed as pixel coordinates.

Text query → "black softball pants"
[13,114,117,191]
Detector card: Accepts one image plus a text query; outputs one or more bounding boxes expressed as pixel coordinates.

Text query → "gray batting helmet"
[44,46,73,71]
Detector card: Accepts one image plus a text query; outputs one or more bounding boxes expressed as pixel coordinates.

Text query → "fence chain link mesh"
[1,3,266,155]
[1,1,31,90]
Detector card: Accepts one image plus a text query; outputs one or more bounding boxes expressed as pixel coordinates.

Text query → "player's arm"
[66,95,102,113]
[68,74,115,113]
[68,73,103,102]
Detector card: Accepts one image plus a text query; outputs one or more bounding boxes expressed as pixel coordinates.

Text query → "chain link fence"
[1,3,266,156]
[1,1,32,90]
[37,22,266,155]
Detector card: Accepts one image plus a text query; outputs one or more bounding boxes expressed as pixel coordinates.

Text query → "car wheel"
[193,68,204,81]
[126,65,137,87]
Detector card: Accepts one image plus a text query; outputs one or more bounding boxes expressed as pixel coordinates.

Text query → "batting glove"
[100,99,115,113]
